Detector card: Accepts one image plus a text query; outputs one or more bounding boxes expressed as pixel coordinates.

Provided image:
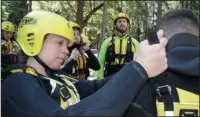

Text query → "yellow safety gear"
[156,88,199,116]
[1,40,16,54]
[68,55,88,79]
[81,34,91,44]
[77,55,87,69]
[2,21,15,32]
[77,55,87,79]
[114,13,130,24]
[107,36,137,65]
[16,11,74,56]
[5,66,80,109]
[70,22,80,30]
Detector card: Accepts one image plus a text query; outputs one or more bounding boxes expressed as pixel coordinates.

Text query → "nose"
[63,46,69,55]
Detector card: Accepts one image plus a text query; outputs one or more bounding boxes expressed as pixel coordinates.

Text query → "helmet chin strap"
[34,56,56,77]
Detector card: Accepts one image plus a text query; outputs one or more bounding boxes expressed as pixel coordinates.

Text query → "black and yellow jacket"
[62,48,100,80]
[97,34,139,78]
[1,40,18,54]
[1,40,19,67]
[133,33,200,117]
[2,60,149,116]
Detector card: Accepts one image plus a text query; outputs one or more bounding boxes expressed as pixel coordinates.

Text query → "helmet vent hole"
[27,33,34,37]
[29,42,34,47]
[27,38,34,41]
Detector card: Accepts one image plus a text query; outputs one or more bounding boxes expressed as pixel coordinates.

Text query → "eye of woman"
[58,41,63,46]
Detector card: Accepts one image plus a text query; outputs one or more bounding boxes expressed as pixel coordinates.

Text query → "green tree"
[6,1,28,25]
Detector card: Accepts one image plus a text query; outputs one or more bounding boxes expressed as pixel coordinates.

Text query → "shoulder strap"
[1,65,28,81]
[123,36,133,64]
[1,65,49,93]
[111,34,115,52]
[127,36,133,54]
[153,73,179,116]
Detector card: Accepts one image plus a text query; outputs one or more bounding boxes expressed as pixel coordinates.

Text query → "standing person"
[61,22,100,80]
[1,10,168,116]
[132,9,200,117]
[1,21,18,68]
[97,13,139,79]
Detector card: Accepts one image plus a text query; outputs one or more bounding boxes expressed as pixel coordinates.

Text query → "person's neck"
[5,39,11,42]
[26,57,47,76]
[114,30,127,37]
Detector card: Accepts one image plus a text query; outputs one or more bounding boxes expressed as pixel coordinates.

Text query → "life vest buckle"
[156,85,172,97]
[179,109,198,117]
[59,85,71,101]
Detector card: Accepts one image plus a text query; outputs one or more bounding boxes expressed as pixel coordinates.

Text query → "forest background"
[2,1,199,50]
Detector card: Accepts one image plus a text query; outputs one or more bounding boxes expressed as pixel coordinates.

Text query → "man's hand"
[71,48,80,60]
[134,30,168,78]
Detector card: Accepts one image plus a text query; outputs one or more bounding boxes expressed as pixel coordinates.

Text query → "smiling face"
[115,18,128,32]
[38,34,70,70]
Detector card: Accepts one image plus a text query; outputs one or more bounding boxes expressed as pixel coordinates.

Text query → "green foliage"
[2,1,199,47]
[5,1,28,25]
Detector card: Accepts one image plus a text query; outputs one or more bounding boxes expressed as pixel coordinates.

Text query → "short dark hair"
[157,9,199,39]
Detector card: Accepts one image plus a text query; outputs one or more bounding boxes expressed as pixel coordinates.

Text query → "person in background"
[1,21,19,68]
[97,13,139,79]
[61,22,100,80]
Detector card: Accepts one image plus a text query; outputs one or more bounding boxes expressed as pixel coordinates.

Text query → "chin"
[50,65,61,70]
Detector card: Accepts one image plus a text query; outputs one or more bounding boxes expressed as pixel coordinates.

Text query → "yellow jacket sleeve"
[131,38,139,51]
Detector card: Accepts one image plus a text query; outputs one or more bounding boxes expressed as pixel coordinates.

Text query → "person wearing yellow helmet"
[2,10,168,116]
[1,21,19,68]
[61,22,100,80]
[97,13,139,79]
[1,21,15,41]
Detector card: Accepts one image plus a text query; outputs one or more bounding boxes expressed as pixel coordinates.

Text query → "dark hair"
[157,9,199,39]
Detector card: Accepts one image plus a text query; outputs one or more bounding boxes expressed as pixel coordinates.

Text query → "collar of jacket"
[113,33,129,39]
[166,33,199,52]
[113,29,129,38]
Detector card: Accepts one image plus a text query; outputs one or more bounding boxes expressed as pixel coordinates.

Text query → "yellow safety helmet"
[81,34,91,44]
[2,21,15,32]
[70,21,81,30]
[16,11,74,56]
[114,13,130,24]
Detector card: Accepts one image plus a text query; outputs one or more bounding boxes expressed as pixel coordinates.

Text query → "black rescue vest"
[2,66,80,109]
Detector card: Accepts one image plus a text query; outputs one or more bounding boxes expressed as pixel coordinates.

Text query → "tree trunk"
[152,1,155,30]
[156,1,162,20]
[181,0,188,8]
[76,0,84,32]
[99,1,108,46]
[28,0,32,12]
[156,0,162,30]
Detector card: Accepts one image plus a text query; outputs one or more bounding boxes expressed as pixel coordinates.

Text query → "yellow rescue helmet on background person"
[2,21,15,32]
[114,13,130,24]
[81,34,91,44]
[16,11,74,56]
[70,21,81,30]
